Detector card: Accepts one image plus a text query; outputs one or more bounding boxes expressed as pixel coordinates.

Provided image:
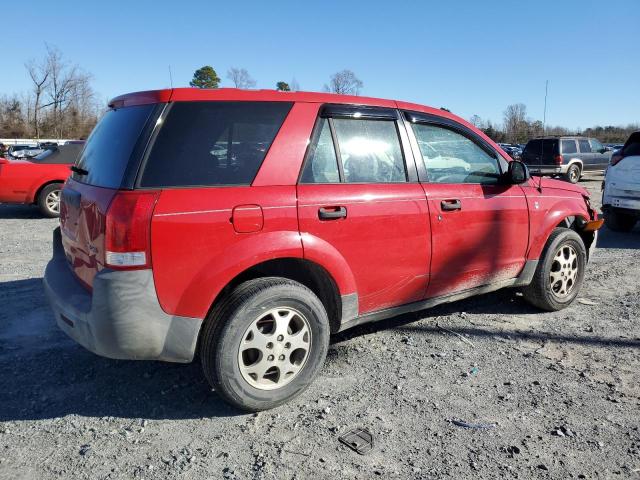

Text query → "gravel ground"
[1,174,639,480]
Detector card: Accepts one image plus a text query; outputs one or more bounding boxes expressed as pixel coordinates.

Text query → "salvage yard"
[0,174,638,479]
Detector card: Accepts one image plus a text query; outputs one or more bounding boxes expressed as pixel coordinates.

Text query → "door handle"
[318,206,347,220]
[441,199,461,211]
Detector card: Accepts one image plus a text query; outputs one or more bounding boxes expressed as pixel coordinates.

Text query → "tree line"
[470,103,638,144]
[2,49,635,144]
[189,65,364,95]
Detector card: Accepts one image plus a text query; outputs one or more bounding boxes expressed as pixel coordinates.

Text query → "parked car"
[521,136,611,183]
[7,144,42,159]
[602,131,640,231]
[0,144,82,216]
[44,88,602,411]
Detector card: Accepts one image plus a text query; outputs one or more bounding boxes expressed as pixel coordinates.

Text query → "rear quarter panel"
[0,161,70,203]
[151,186,303,319]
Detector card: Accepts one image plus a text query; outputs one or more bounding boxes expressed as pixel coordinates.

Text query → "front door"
[297,108,431,315]
[404,116,530,298]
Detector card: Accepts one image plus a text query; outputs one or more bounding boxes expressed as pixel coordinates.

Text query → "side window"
[411,123,501,184]
[300,119,340,183]
[589,138,604,153]
[578,139,591,153]
[332,119,406,183]
[140,102,292,188]
[561,140,577,154]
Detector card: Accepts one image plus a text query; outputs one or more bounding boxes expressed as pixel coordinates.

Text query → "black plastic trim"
[320,104,399,120]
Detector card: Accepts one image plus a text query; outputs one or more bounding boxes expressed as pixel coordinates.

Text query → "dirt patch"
[1,175,639,479]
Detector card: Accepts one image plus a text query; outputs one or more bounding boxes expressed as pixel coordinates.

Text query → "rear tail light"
[554,154,563,165]
[105,191,159,269]
[610,153,624,166]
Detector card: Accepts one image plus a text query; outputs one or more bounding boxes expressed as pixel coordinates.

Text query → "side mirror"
[600,147,607,154]
[508,160,530,184]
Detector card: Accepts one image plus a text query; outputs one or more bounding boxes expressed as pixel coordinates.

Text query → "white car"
[602,132,640,231]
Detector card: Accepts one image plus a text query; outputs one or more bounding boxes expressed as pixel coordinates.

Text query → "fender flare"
[528,203,590,259]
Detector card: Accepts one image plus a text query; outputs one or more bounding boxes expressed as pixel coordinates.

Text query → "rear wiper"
[71,165,88,176]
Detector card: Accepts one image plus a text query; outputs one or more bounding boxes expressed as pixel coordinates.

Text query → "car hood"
[532,177,590,197]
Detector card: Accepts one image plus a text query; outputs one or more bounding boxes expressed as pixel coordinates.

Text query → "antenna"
[168,65,174,89]
[543,80,549,134]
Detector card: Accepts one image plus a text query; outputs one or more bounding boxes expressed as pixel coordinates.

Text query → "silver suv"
[521,136,611,183]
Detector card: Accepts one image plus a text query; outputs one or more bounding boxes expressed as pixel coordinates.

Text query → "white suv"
[602,132,640,231]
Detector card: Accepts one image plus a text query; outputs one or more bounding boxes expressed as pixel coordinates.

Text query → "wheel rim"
[237,307,312,390]
[548,244,579,298]
[46,190,60,213]
[569,167,579,183]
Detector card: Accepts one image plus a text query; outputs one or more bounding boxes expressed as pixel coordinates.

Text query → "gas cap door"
[232,205,264,233]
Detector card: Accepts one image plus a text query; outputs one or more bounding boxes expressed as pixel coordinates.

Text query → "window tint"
[73,104,156,188]
[332,119,406,183]
[589,138,604,153]
[140,102,292,187]
[561,140,577,154]
[411,124,501,184]
[300,119,340,183]
[525,139,542,155]
[578,139,591,153]
[624,134,640,157]
[541,139,558,156]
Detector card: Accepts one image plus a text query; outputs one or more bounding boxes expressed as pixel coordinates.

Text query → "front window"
[411,124,501,184]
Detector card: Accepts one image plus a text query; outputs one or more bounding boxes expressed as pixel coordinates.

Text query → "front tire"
[37,183,63,218]
[200,277,330,411]
[522,228,586,311]
[564,164,581,184]
[604,209,636,232]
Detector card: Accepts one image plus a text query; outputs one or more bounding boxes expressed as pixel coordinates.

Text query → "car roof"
[107,88,510,160]
[108,88,466,128]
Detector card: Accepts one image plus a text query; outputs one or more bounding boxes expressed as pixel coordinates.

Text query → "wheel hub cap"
[549,244,579,298]
[238,307,311,390]
[46,190,60,213]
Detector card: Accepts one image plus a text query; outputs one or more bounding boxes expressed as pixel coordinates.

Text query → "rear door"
[297,106,430,315]
[589,138,610,169]
[577,138,595,170]
[404,112,529,298]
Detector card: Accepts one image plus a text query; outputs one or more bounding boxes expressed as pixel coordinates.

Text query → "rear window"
[73,104,157,188]
[525,139,542,155]
[561,139,577,154]
[140,101,292,188]
[624,133,640,157]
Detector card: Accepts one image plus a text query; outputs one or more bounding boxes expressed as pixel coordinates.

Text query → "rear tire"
[522,228,586,311]
[564,164,581,184]
[604,209,636,232]
[37,183,63,218]
[200,277,330,412]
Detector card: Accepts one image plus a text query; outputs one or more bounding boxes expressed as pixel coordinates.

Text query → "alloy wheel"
[46,189,61,214]
[548,244,579,298]
[238,307,312,390]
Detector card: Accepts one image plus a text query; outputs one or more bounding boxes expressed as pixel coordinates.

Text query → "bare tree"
[227,67,256,89]
[324,69,363,95]
[23,45,99,139]
[25,57,50,138]
[290,77,300,92]
[469,115,483,128]
[503,103,528,143]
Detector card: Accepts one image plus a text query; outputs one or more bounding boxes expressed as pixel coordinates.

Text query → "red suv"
[44,88,602,411]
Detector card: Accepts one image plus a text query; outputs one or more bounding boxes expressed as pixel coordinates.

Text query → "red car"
[44,88,603,411]
[0,144,83,217]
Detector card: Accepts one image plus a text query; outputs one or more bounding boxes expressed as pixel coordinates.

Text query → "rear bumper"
[527,165,564,175]
[44,228,202,362]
